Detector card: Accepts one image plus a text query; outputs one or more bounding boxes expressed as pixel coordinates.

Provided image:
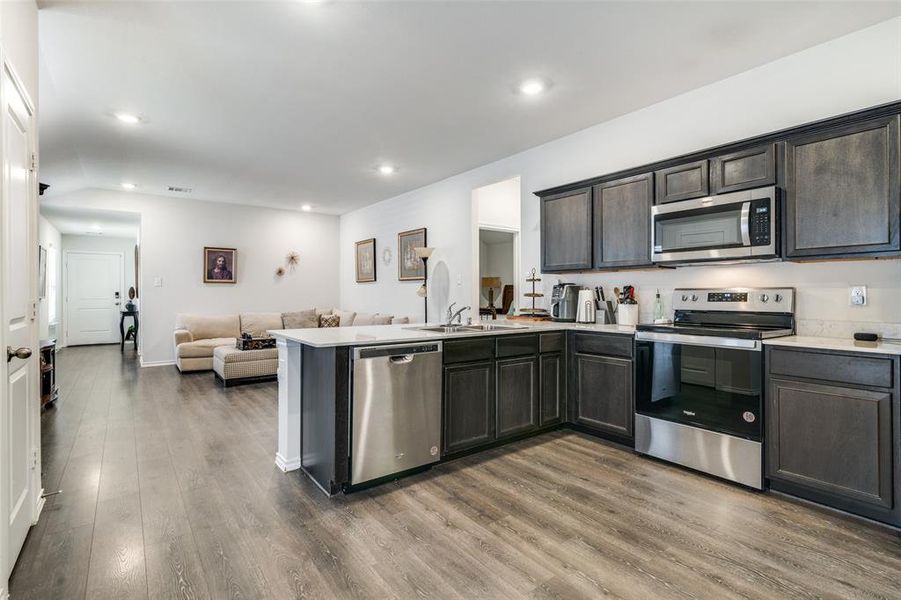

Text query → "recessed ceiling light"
[121,182,136,190]
[114,112,141,125]
[378,164,397,175]
[301,204,312,212]
[518,78,547,96]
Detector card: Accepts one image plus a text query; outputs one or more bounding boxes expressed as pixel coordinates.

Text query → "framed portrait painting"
[204,247,237,284]
[355,238,376,283]
[398,228,426,281]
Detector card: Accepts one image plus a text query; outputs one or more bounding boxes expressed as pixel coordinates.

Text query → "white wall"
[41,189,340,365]
[339,18,901,336]
[475,177,521,230]
[37,216,61,340]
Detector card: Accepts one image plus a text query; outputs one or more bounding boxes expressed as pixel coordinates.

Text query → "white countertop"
[269,321,635,348]
[764,335,901,356]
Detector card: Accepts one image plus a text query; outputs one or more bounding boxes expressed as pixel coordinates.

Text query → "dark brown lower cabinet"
[443,361,494,454]
[571,352,634,441]
[539,352,565,426]
[765,347,900,526]
[496,356,538,439]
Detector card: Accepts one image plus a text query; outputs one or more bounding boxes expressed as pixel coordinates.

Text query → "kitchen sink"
[409,323,528,334]
[413,325,467,333]
[459,324,525,332]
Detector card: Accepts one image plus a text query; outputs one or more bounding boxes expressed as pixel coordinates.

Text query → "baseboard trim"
[275,453,301,472]
[139,358,176,368]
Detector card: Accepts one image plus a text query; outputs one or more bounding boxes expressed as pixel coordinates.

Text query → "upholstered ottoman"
[213,346,278,387]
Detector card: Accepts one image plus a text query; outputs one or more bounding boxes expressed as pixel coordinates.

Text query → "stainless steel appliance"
[550,283,582,322]
[651,186,778,264]
[634,287,795,489]
[575,289,596,323]
[351,342,442,485]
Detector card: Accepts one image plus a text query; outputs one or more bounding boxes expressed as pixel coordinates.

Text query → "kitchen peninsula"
[270,321,635,495]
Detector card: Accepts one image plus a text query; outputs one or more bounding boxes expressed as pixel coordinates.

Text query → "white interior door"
[1,62,38,582]
[65,251,123,346]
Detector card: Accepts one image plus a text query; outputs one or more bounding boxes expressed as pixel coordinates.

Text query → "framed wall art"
[204,246,237,284]
[397,228,426,281]
[355,238,376,283]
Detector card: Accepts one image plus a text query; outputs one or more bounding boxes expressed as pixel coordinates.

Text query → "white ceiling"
[38,1,901,215]
[41,205,140,238]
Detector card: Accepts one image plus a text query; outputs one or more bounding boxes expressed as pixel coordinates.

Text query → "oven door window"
[635,341,762,440]
[654,203,745,254]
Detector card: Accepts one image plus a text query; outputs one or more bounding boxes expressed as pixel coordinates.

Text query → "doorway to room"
[39,207,141,350]
[478,229,516,318]
[471,176,521,318]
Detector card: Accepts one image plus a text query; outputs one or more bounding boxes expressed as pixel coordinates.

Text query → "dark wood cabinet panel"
[444,361,494,454]
[767,377,894,512]
[540,188,593,271]
[539,353,565,427]
[785,115,900,258]
[654,159,709,204]
[572,332,633,358]
[710,144,776,194]
[593,173,653,268]
[496,356,538,439]
[444,337,495,364]
[496,334,539,359]
[571,353,633,440]
[769,348,894,389]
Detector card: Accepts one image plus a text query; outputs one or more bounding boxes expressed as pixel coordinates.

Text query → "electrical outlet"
[154,277,163,287]
[849,285,867,306]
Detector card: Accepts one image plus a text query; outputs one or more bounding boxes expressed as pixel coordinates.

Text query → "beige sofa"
[174,309,410,373]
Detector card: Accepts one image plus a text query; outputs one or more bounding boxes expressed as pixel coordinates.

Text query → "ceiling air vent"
[167,185,193,193]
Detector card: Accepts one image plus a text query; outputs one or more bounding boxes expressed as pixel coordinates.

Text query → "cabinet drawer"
[539,332,564,353]
[497,334,539,358]
[768,348,894,388]
[444,338,495,364]
[655,159,709,204]
[572,332,633,358]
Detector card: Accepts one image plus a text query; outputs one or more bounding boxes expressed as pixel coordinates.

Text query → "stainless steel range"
[633,287,795,489]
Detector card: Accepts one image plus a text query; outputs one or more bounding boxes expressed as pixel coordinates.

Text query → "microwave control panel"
[749,199,771,246]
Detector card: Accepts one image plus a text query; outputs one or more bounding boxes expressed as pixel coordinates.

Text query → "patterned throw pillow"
[319,314,340,328]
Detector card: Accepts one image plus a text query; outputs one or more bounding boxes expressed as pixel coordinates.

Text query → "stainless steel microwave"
[651,186,778,264]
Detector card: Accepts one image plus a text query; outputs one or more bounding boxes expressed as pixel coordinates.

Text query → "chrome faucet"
[444,303,471,326]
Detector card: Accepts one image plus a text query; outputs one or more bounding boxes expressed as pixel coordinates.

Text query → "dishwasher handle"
[389,354,414,364]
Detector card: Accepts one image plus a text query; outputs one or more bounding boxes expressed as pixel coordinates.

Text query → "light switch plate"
[154,277,163,287]
[849,285,867,306]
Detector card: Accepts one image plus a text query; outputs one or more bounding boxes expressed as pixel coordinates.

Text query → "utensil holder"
[618,303,639,326]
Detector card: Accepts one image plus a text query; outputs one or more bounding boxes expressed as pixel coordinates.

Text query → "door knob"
[7,346,32,362]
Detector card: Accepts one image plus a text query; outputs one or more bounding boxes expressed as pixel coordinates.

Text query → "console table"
[120,309,139,352]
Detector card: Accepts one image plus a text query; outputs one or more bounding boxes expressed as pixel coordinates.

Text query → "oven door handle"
[635,331,761,351]
[740,201,751,247]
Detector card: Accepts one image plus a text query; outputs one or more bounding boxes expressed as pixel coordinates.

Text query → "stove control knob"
[774,294,783,303]
[690,294,699,302]
[681,294,689,302]
[759,294,769,303]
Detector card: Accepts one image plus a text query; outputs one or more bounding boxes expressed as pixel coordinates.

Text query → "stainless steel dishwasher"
[351,342,442,485]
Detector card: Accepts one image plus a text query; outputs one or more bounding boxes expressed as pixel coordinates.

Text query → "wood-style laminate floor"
[9,345,901,599]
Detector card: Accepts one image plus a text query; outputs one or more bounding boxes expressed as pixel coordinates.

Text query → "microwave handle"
[740,202,751,247]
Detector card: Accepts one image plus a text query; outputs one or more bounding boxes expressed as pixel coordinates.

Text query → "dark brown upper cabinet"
[592,173,653,269]
[785,115,900,258]
[540,187,592,272]
[710,144,776,194]
[654,159,709,204]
